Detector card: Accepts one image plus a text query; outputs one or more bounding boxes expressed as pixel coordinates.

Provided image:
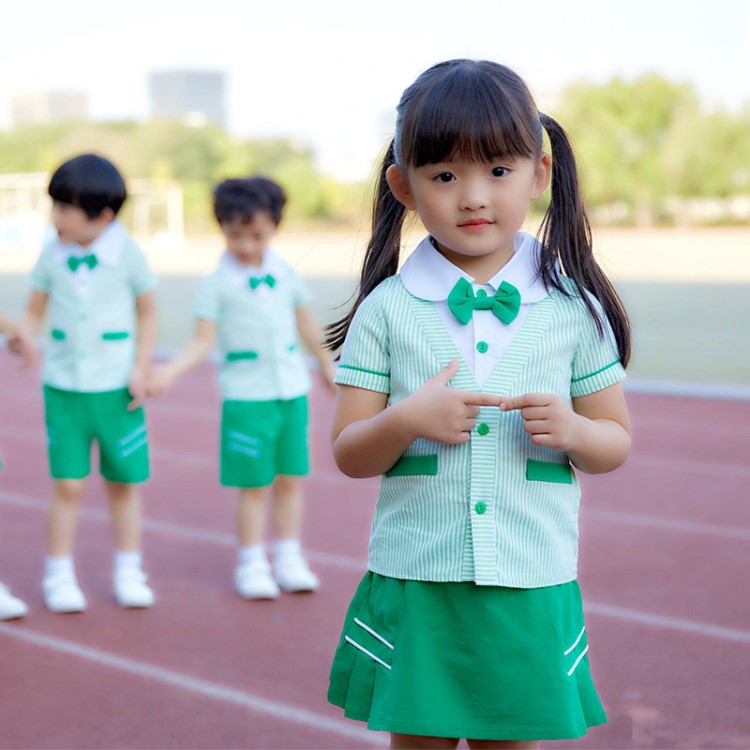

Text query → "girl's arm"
[147,318,216,396]
[333,359,503,478]
[128,290,158,410]
[0,314,16,335]
[295,305,336,392]
[500,382,631,474]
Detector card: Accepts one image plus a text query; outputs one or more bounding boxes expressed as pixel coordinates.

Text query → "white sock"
[238,545,267,567]
[45,556,74,579]
[114,551,143,573]
[274,538,301,561]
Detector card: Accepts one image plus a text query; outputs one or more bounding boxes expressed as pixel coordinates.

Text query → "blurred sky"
[1,0,748,180]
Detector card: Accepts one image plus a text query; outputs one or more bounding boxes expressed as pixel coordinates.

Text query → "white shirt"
[399,232,550,387]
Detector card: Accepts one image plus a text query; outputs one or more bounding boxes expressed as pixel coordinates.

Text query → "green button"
[475,501,487,515]
[476,288,488,297]
[477,423,489,436]
[476,341,489,353]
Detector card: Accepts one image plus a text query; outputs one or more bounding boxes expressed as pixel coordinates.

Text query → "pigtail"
[325,140,407,352]
[537,113,631,367]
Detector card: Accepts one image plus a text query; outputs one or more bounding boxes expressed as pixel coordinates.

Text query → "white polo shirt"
[29,221,157,392]
[194,249,312,401]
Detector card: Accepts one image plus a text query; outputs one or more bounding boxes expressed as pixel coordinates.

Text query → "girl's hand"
[7,333,40,369]
[146,366,176,397]
[500,393,582,451]
[401,359,502,445]
[128,367,148,411]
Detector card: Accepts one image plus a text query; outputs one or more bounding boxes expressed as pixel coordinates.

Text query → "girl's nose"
[459,181,488,211]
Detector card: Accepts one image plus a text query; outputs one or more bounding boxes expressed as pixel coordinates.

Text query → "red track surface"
[0,355,748,749]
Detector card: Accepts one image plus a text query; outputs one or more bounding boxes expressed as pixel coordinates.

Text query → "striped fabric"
[334,275,625,588]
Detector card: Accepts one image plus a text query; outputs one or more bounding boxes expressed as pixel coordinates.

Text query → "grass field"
[1,226,748,387]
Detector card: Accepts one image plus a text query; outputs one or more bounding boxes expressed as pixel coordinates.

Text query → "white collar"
[54,220,128,266]
[399,232,550,303]
[218,248,289,286]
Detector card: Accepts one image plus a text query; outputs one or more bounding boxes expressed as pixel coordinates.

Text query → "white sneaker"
[114,568,155,608]
[235,560,280,600]
[43,572,87,614]
[0,582,28,620]
[273,554,319,593]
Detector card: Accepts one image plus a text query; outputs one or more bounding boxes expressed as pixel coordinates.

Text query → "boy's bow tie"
[447,277,521,325]
[67,254,98,272]
[249,274,276,290]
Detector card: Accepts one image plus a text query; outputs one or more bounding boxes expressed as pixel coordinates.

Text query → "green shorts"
[220,396,309,488]
[43,386,150,483]
[328,572,607,741]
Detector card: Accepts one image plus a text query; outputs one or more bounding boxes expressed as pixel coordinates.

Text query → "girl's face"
[386,155,550,277]
[221,211,277,266]
[51,201,112,247]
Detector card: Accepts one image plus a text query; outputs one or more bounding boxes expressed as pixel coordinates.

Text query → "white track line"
[0,623,386,746]
[585,603,750,644]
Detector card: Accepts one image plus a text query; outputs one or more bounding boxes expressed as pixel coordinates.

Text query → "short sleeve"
[570,294,626,397]
[128,243,157,295]
[289,269,311,307]
[193,273,221,320]
[29,244,55,292]
[334,290,390,393]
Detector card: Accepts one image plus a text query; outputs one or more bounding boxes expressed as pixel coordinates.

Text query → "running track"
[0,355,748,750]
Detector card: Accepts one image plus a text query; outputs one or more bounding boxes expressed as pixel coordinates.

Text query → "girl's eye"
[491,166,510,177]
[435,172,455,183]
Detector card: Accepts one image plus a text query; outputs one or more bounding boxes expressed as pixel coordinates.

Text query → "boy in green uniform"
[16,154,158,613]
[0,314,34,619]
[149,177,335,600]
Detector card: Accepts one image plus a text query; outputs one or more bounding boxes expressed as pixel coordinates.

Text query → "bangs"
[397,62,542,167]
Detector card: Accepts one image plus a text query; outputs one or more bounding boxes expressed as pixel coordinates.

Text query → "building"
[10,90,88,128]
[148,70,227,129]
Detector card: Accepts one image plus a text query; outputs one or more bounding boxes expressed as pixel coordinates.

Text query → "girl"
[326,60,631,750]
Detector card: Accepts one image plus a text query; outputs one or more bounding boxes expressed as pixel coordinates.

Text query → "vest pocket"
[525,459,573,484]
[385,454,438,477]
[101,332,130,341]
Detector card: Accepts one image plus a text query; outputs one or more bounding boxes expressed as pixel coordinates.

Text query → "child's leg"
[234,487,278,600]
[270,475,318,592]
[105,480,154,608]
[390,734,459,750]
[47,478,86,556]
[467,741,539,749]
[44,479,87,613]
[106,481,142,552]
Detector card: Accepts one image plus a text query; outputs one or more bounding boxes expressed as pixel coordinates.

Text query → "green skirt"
[328,572,607,740]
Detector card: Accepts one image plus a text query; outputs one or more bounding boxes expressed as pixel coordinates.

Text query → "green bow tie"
[67,254,98,272]
[447,277,521,325]
[249,274,276,290]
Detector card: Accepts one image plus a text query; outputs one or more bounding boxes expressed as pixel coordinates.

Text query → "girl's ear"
[385,165,417,210]
[530,153,552,200]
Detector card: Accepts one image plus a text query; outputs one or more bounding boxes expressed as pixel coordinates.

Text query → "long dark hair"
[326,59,630,366]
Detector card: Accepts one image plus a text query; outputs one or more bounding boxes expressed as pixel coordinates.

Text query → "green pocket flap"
[101,331,130,341]
[50,329,66,341]
[385,454,438,477]
[525,459,573,484]
[226,351,259,362]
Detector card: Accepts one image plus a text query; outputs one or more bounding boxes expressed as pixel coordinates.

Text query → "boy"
[16,154,158,613]
[0,314,33,619]
[148,177,335,600]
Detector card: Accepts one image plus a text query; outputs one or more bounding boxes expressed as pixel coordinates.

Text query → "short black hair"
[48,153,128,218]
[213,177,287,226]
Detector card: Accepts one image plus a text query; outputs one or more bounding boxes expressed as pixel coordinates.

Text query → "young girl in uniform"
[326,59,632,750]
